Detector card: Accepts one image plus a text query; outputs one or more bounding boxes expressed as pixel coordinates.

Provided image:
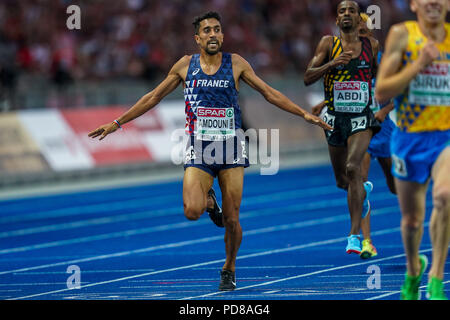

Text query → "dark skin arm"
[233,54,332,131]
[367,36,380,78]
[304,35,353,86]
[311,100,327,116]
[374,101,394,122]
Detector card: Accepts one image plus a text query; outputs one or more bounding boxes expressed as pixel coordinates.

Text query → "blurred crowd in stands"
[0,0,413,109]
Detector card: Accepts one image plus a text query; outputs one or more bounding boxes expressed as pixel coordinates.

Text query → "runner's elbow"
[148,94,162,106]
[304,73,314,86]
[263,88,278,104]
[374,87,391,105]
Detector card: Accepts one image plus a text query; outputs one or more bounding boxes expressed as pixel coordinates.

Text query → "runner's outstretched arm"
[88,56,189,140]
[233,54,332,131]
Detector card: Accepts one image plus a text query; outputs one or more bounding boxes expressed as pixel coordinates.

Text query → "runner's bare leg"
[218,166,244,272]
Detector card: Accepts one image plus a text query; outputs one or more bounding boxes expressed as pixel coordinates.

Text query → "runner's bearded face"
[195,19,224,55]
[336,1,360,32]
[411,0,448,24]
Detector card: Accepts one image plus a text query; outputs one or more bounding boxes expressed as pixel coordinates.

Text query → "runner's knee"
[433,184,450,213]
[401,215,424,231]
[184,203,205,221]
[336,180,348,190]
[223,214,240,230]
[345,162,361,180]
[221,195,241,229]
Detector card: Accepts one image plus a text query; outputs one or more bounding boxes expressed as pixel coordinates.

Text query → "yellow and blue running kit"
[321,36,381,147]
[391,21,450,183]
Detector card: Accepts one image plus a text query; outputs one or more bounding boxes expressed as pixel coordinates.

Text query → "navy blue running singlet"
[184,53,242,141]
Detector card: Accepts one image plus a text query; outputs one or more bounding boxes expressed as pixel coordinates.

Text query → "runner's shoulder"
[176,55,193,68]
[318,35,336,47]
[231,53,247,64]
[231,53,252,71]
[384,23,409,52]
[170,55,193,76]
[315,35,336,56]
[388,23,409,40]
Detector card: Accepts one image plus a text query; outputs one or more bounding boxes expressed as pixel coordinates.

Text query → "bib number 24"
[351,116,367,132]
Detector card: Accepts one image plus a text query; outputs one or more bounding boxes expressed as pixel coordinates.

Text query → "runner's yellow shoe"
[360,239,378,259]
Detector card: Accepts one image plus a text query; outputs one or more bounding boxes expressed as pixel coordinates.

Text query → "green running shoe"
[400,254,428,300]
[426,277,448,300]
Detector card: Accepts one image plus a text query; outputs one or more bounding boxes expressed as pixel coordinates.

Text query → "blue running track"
[0,163,448,300]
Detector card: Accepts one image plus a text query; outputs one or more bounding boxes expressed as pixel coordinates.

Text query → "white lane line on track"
[0,189,397,239]
[0,203,405,273]
[178,229,432,300]
[0,181,350,224]
[0,209,356,275]
[0,177,392,225]
[0,195,181,224]
[366,280,450,300]
[0,203,404,255]
[0,210,180,239]
[7,224,407,300]
[0,170,337,216]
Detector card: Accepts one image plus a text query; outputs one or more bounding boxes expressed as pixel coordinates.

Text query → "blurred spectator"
[0,0,413,109]
[0,31,18,111]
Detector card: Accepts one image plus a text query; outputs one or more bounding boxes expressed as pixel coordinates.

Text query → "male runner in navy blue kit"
[88,11,332,291]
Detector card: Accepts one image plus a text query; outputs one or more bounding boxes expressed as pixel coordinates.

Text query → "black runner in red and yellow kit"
[321,36,381,147]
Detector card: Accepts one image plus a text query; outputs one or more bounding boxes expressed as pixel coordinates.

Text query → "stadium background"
[2,0,449,303]
[0,0,413,191]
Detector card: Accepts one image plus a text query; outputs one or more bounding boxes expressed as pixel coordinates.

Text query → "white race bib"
[320,107,335,129]
[196,107,235,141]
[351,115,368,132]
[334,81,370,113]
[409,63,450,106]
[370,87,380,113]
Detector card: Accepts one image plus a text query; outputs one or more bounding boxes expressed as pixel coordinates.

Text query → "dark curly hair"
[192,11,222,35]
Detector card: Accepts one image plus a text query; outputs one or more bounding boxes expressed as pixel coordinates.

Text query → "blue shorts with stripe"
[368,117,395,159]
[183,134,249,178]
[390,128,450,183]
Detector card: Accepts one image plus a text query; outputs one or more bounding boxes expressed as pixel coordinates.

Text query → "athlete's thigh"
[217,167,244,215]
[183,167,214,208]
[346,129,373,165]
[431,146,450,202]
[395,178,429,220]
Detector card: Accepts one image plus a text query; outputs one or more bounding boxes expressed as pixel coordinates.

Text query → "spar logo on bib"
[197,108,227,117]
[335,81,368,92]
